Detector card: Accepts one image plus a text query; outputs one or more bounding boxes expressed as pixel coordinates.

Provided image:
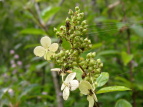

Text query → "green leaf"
[98,50,120,56]
[115,99,132,107]
[41,7,60,22]
[73,68,83,80]
[96,72,109,87]
[91,43,103,49]
[121,51,133,66]
[62,39,71,49]
[96,86,131,94]
[20,28,46,35]
[131,24,143,37]
[115,76,131,87]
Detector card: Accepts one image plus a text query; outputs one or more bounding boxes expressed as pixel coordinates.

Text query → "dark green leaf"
[96,86,131,94]
[20,28,46,35]
[98,50,120,56]
[115,99,132,107]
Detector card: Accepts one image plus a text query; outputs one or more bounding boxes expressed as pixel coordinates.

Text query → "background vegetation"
[0,0,143,107]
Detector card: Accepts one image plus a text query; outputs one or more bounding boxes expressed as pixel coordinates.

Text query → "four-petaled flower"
[61,72,79,100]
[34,36,59,60]
[79,80,98,107]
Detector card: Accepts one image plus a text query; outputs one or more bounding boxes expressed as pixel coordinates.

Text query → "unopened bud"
[66,17,70,22]
[82,20,87,25]
[97,59,101,63]
[75,6,80,11]
[54,28,57,32]
[68,9,73,15]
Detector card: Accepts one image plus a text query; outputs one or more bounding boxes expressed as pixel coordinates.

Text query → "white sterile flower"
[61,72,79,100]
[51,68,61,72]
[34,36,59,60]
[79,80,98,107]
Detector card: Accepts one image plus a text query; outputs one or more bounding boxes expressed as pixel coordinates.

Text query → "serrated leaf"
[62,39,71,49]
[20,28,46,35]
[131,24,143,37]
[121,51,133,66]
[115,99,132,107]
[96,86,131,94]
[73,68,83,80]
[41,7,60,22]
[96,72,109,87]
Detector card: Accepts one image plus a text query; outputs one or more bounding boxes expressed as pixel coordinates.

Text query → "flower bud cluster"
[54,6,91,52]
[52,6,103,81]
[79,52,103,79]
[52,6,93,71]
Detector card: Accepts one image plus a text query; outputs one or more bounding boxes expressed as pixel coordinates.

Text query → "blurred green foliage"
[0,0,143,107]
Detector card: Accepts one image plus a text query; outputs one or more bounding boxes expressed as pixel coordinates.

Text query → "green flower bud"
[84,25,88,29]
[57,60,61,63]
[87,40,91,44]
[84,38,88,42]
[88,67,93,71]
[73,50,78,55]
[91,52,96,57]
[68,9,73,15]
[66,17,70,22]
[94,82,98,86]
[82,29,87,33]
[60,50,64,56]
[87,53,92,58]
[90,59,95,65]
[82,20,87,25]
[97,59,101,63]
[75,31,81,36]
[79,12,84,17]
[77,16,81,20]
[89,44,92,48]
[54,28,57,32]
[94,74,100,78]
[96,68,101,73]
[63,63,67,67]
[56,32,60,36]
[72,62,77,66]
[99,63,103,67]
[75,6,79,11]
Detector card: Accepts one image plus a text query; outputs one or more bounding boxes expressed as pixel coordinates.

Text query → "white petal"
[93,93,98,102]
[70,80,79,91]
[87,95,94,107]
[63,87,70,100]
[34,46,45,57]
[51,68,61,72]
[44,51,53,60]
[49,43,59,52]
[65,73,76,83]
[61,83,66,90]
[40,36,51,49]
[79,80,92,95]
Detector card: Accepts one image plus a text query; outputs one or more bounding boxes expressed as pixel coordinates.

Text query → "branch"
[50,63,63,107]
